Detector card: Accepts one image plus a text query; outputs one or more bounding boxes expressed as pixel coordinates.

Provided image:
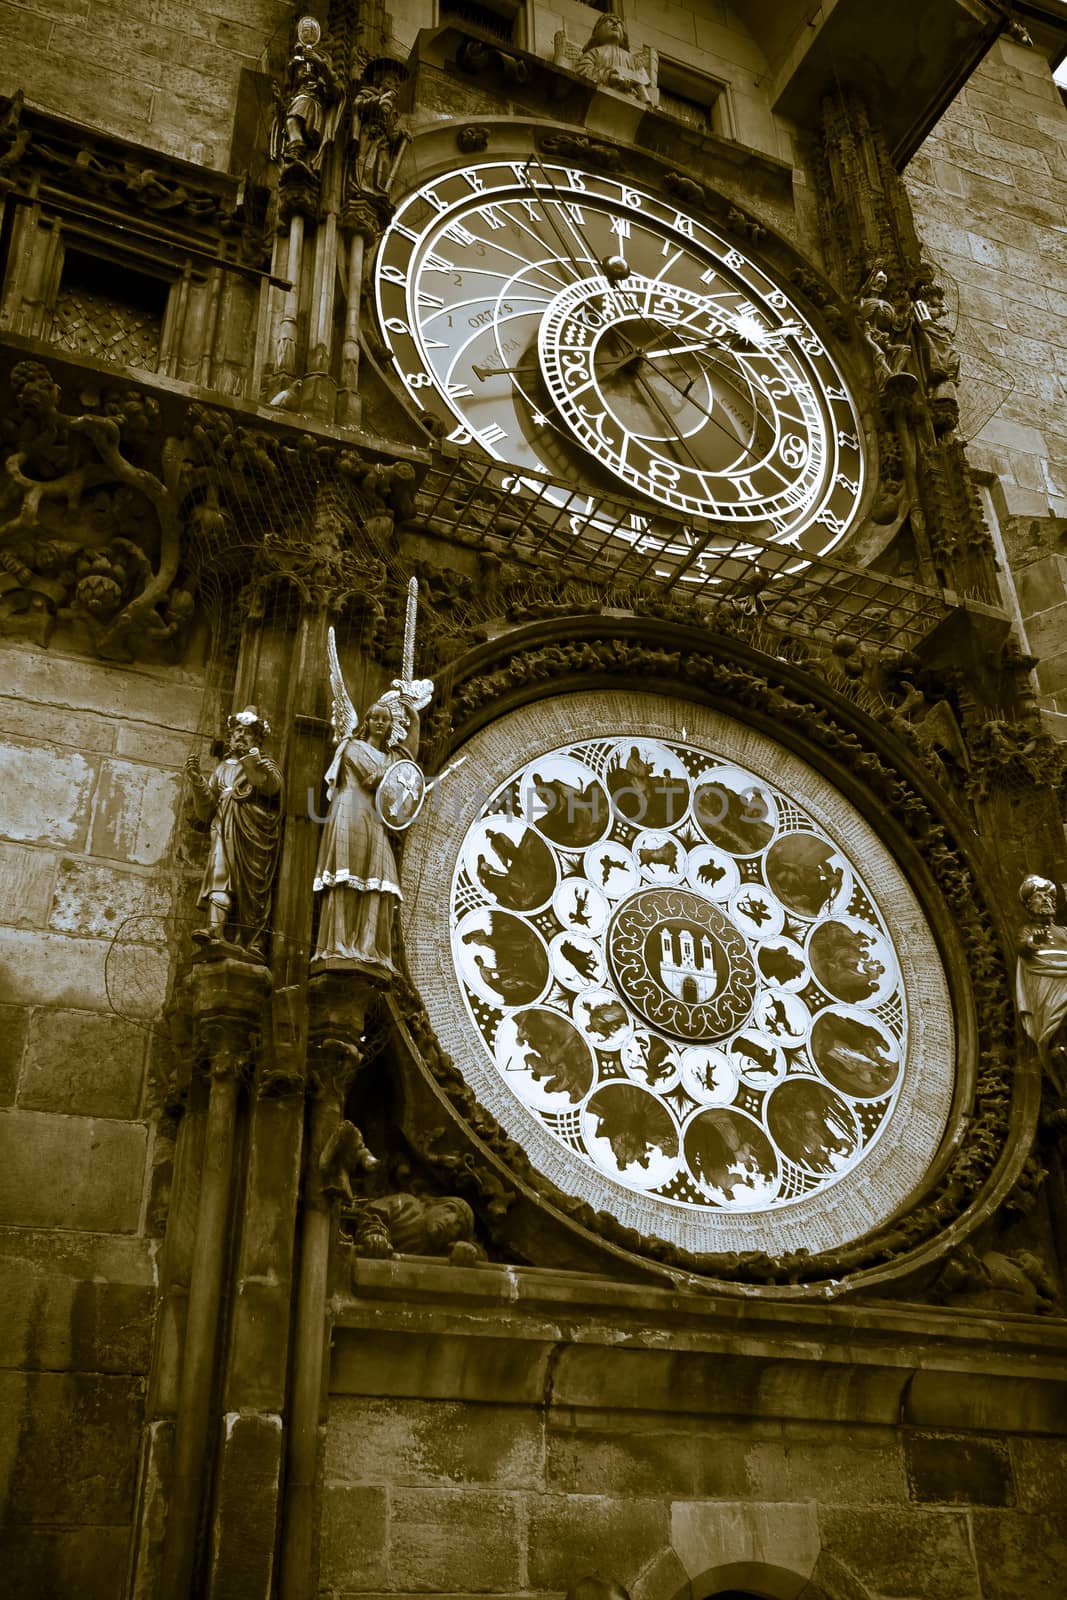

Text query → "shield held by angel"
[311,608,433,979]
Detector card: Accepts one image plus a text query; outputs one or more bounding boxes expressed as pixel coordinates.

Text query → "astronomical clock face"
[375,159,865,556]
[402,694,955,1257]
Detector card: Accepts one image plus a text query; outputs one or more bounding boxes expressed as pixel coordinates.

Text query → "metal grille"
[414,451,952,654]
[50,283,161,371]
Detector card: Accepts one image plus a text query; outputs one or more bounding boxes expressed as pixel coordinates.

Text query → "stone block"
[545,1415,747,1499]
[0,1003,28,1103]
[0,1245,153,1372]
[207,1412,283,1600]
[1009,1437,1067,1514]
[48,857,171,942]
[331,1325,554,1406]
[0,1369,143,1523]
[970,1510,1067,1599]
[318,1485,389,1591]
[0,695,114,753]
[905,1431,1015,1506]
[747,1433,909,1506]
[0,925,169,1016]
[671,1501,818,1593]
[390,1487,523,1591]
[0,739,95,849]
[527,1493,669,1590]
[327,1397,545,1490]
[19,1007,146,1118]
[0,842,55,929]
[818,1507,979,1600]
[1022,602,1067,659]
[114,723,194,767]
[0,1110,146,1232]
[88,759,181,867]
[0,651,204,733]
[0,1526,132,1600]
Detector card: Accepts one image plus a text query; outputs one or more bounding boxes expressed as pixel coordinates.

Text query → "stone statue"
[1016,873,1067,1094]
[856,264,913,391]
[185,706,284,956]
[349,60,407,201]
[912,279,961,429]
[273,16,343,171]
[574,14,654,105]
[349,1191,484,1263]
[311,593,432,978]
[319,1119,379,1206]
[934,1242,1058,1315]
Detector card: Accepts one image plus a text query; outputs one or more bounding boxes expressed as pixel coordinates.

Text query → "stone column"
[158,957,269,1600]
[278,972,375,1600]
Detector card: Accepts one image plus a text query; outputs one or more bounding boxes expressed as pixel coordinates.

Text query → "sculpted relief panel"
[402,692,955,1256]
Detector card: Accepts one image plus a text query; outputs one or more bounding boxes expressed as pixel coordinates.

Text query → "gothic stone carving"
[185,706,284,958]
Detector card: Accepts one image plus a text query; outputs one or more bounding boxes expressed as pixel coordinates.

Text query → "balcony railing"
[415,448,958,654]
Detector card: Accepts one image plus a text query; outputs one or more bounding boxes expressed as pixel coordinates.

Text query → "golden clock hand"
[644,341,712,360]
[472,358,538,380]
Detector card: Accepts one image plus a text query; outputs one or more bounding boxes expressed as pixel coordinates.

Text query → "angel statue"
[311,581,433,978]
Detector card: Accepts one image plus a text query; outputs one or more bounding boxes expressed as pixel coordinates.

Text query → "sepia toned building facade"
[1,2,1067,1597]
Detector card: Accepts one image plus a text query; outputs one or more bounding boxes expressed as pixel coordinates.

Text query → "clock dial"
[374,159,865,556]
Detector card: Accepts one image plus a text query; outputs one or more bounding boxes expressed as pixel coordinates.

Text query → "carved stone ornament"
[346,1191,484,1263]
[932,1242,1058,1314]
[1016,873,1067,1097]
[0,362,189,658]
[186,706,284,958]
[559,15,657,106]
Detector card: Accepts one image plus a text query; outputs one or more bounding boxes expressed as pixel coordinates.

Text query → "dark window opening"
[50,247,167,372]
[439,0,518,45]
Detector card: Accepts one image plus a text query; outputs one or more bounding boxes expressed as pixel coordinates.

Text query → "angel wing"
[327,626,359,742]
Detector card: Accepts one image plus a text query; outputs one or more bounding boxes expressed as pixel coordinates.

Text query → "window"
[438,0,525,45]
[657,58,732,139]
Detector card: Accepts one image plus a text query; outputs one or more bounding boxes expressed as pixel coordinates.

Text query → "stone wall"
[323,1263,1067,1600]
[0,641,204,1597]
[906,36,1067,723]
[0,0,286,167]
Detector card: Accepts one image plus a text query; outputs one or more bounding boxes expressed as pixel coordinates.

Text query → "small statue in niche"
[185,706,284,956]
[272,16,344,172]
[311,580,432,979]
[574,14,655,105]
[855,264,914,392]
[912,276,961,429]
[1016,873,1067,1095]
[349,1191,484,1263]
[348,58,408,203]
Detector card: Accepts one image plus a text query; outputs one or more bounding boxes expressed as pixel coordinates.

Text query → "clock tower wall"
[0,3,1065,1598]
